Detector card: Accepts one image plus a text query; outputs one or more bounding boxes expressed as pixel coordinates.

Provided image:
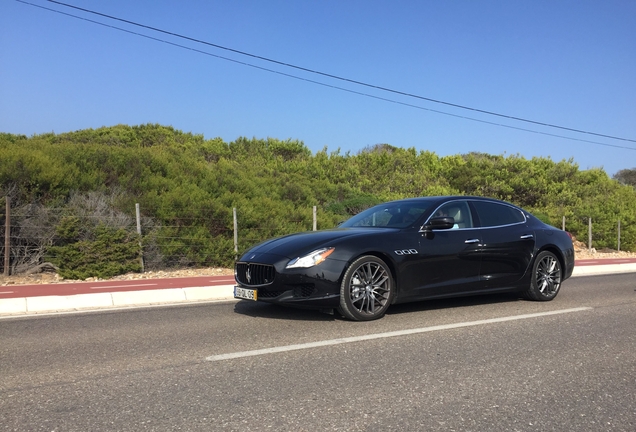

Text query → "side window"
[472,201,525,227]
[432,201,473,229]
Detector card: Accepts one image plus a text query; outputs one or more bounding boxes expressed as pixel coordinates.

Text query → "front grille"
[236,263,275,286]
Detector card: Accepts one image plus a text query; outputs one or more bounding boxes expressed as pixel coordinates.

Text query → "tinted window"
[472,201,525,227]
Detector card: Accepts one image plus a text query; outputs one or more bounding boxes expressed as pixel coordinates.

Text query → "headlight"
[286,247,335,269]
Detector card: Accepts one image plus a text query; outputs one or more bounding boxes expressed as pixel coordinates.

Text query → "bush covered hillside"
[1,124,635,278]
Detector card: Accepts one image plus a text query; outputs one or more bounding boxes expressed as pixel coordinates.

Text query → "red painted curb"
[0,275,235,299]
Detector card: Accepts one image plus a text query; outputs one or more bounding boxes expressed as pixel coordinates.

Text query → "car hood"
[240,228,393,261]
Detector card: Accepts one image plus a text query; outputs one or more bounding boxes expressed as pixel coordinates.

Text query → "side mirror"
[420,216,455,233]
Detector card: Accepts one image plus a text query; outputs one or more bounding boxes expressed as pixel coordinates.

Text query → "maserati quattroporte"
[234,196,574,320]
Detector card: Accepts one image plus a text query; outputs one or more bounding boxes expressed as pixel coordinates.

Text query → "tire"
[338,255,394,321]
[524,251,562,301]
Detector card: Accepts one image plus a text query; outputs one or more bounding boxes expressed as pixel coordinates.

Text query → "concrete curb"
[2,263,636,317]
[0,285,235,317]
[571,263,636,277]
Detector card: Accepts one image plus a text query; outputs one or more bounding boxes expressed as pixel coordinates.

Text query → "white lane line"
[0,291,15,294]
[206,307,593,362]
[90,283,158,289]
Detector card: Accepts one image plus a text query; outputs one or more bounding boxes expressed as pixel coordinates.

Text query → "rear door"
[470,200,535,287]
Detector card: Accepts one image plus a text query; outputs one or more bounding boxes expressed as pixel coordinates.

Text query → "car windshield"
[339,201,434,228]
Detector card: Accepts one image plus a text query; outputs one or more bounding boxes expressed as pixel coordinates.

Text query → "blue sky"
[2,0,635,176]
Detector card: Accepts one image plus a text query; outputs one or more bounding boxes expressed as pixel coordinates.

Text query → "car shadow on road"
[385,292,522,317]
[233,292,524,322]
[233,300,339,321]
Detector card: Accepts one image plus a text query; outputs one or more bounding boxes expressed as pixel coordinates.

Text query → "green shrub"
[49,224,141,279]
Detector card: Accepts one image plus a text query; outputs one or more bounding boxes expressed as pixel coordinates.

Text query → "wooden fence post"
[136,203,144,273]
[233,208,238,260]
[3,196,9,276]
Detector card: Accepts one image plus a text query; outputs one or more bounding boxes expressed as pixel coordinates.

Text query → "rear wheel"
[524,251,562,301]
[338,256,394,321]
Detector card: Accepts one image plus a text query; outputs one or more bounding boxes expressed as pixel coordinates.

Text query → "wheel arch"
[338,251,400,296]
[535,244,567,273]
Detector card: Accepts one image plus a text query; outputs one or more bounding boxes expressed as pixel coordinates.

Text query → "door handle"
[520,234,534,239]
[464,239,480,244]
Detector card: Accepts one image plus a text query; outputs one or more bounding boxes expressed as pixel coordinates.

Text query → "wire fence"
[0,199,630,276]
[0,200,322,276]
[561,216,627,253]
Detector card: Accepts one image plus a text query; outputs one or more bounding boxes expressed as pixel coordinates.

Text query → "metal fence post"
[618,219,621,252]
[313,206,317,231]
[588,218,592,251]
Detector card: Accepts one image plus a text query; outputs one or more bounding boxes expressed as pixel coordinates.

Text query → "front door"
[397,200,484,301]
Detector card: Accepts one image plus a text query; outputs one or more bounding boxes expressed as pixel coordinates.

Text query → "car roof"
[387,196,516,206]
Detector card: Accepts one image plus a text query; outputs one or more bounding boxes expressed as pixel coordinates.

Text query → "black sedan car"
[234,196,575,321]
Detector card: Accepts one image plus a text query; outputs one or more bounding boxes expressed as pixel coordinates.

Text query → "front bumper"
[234,258,345,309]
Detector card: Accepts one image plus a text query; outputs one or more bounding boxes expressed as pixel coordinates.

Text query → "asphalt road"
[1,273,635,431]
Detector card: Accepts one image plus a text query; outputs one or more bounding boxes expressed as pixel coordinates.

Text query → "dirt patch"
[572,238,636,259]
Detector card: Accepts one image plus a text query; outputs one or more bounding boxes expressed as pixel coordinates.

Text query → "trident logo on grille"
[246,265,252,284]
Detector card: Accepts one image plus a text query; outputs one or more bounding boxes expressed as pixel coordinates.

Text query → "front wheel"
[338,256,394,321]
[523,251,562,301]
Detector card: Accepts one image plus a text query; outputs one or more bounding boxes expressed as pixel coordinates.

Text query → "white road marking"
[0,291,14,294]
[206,307,593,362]
[90,283,158,289]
